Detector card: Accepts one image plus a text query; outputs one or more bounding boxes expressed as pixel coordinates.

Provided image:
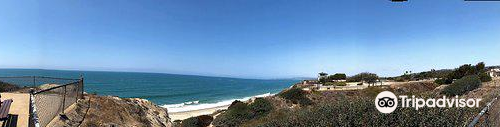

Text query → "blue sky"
[1,0,499,79]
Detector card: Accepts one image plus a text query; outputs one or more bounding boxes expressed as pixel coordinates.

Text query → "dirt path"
[0,93,30,127]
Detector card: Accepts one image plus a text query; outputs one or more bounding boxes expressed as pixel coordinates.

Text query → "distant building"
[488,68,500,77]
[331,79,346,82]
[298,80,321,88]
[318,85,336,91]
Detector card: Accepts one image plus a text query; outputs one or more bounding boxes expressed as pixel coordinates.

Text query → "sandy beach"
[169,105,230,121]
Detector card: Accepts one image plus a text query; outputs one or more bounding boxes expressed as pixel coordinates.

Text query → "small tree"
[318,72,328,83]
[318,72,328,76]
[249,98,273,118]
[479,72,492,82]
[347,72,379,87]
[476,62,486,72]
[361,73,379,87]
[328,73,347,80]
[278,88,313,105]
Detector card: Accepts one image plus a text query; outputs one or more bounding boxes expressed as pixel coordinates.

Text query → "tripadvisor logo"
[375,91,482,114]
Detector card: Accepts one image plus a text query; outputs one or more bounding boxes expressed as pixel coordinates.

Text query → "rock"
[47,94,172,127]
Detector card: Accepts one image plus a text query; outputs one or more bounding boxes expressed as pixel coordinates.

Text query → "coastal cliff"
[48,94,173,127]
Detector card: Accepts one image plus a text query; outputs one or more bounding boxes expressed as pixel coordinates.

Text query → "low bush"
[328,73,347,80]
[0,81,20,92]
[180,115,213,127]
[212,101,253,127]
[253,96,479,127]
[334,82,347,86]
[213,98,274,127]
[278,88,313,105]
[249,98,273,118]
[395,77,406,82]
[441,75,482,96]
[360,86,386,97]
[434,78,452,85]
[479,72,492,82]
[323,82,335,86]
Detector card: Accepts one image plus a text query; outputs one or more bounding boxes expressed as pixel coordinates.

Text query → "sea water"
[0,69,298,113]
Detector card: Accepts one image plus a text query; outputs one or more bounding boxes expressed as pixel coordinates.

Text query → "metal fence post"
[62,85,67,114]
[80,75,84,99]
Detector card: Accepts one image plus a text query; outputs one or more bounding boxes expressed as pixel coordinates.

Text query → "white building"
[488,68,500,77]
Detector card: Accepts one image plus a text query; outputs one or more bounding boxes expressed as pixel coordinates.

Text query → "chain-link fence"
[468,94,500,127]
[32,80,83,127]
[0,76,80,88]
[0,76,84,127]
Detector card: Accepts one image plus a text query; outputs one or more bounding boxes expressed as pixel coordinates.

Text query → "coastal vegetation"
[0,80,20,92]
[328,73,347,80]
[386,62,492,84]
[277,88,313,105]
[210,70,499,126]
[441,75,482,96]
[220,80,492,126]
[318,72,378,87]
[212,98,274,127]
[179,115,213,127]
[433,62,492,85]
[390,69,453,82]
[319,73,347,84]
[346,72,379,86]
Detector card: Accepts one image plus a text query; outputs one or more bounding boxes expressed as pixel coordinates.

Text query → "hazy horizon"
[1,0,500,79]
[1,61,497,80]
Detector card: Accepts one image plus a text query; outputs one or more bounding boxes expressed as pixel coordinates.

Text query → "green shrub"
[212,101,253,127]
[328,73,347,80]
[434,78,452,85]
[395,77,406,82]
[278,88,312,105]
[441,75,482,96]
[181,115,213,127]
[252,96,478,127]
[334,82,347,86]
[479,72,492,82]
[434,78,446,85]
[213,98,275,127]
[0,81,20,92]
[323,82,335,86]
[347,72,379,84]
[249,98,273,118]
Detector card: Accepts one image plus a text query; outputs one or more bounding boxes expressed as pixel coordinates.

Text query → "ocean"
[0,69,299,112]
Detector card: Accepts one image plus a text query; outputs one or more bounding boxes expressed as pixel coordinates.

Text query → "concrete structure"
[488,68,500,77]
[0,93,30,127]
[317,85,336,91]
[317,85,367,91]
[331,79,346,82]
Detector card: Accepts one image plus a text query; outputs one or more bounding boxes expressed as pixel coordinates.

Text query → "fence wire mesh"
[0,76,83,127]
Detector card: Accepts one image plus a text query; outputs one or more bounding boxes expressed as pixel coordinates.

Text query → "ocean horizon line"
[0,68,308,80]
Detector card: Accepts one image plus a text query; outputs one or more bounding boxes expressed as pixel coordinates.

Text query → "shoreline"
[169,105,230,121]
[165,92,277,121]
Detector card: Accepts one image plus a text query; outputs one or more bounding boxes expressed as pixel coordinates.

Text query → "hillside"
[203,78,500,127]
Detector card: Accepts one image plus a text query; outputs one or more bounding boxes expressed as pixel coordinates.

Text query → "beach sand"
[169,105,229,121]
